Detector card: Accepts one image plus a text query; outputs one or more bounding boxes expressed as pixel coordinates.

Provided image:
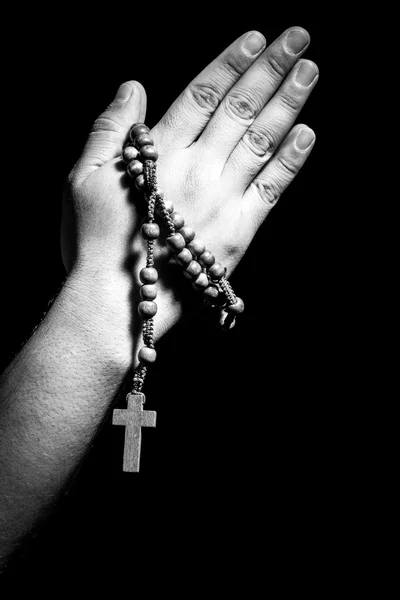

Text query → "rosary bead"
[127,160,144,178]
[203,285,220,301]
[208,262,226,281]
[130,123,149,142]
[219,310,236,330]
[135,174,146,191]
[140,284,158,300]
[122,146,139,163]
[184,260,202,280]
[140,145,158,162]
[140,267,158,284]
[141,222,160,240]
[134,133,154,149]
[170,212,185,230]
[138,300,158,318]
[192,272,209,290]
[226,297,245,314]
[175,248,193,266]
[166,232,186,252]
[179,226,195,244]
[199,250,215,268]
[138,346,157,364]
[187,238,206,257]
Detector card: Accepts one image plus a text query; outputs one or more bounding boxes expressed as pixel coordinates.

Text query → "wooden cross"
[112,393,157,472]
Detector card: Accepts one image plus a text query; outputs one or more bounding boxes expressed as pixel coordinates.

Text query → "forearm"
[0,267,134,566]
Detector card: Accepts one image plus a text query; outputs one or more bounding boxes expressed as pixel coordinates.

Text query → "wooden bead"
[179,227,195,243]
[187,238,206,257]
[134,133,154,149]
[175,248,193,266]
[122,146,139,163]
[208,262,225,280]
[138,346,157,364]
[166,233,186,252]
[135,174,146,190]
[130,123,149,142]
[140,145,158,162]
[141,222,160,240]
[203,285,219,301]
[140,267,158,284]
[170,212,185,230]
[127,160,144,178]
[138,301,158,318]
[140,284,157,300]
[199,250,215,268]
[131,122,149,134]
[219,310,236,330]
[227,297,245,314]
[192,272,209,290]
[184,260,202,280]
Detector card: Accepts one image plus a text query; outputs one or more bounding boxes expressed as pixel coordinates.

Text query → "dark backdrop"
[1,17,324,592]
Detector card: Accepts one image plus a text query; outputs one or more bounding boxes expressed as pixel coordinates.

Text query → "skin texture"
[0,27,318,568]
[62,26,318,354]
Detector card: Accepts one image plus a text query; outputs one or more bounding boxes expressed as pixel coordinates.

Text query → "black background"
[1,16,326,592]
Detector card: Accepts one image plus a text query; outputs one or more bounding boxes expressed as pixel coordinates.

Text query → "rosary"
[112,123,244,472]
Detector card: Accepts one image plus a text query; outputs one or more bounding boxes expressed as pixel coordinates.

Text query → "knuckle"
[224,89,260,121]
[188,83,220,112]
[223,53,247,78]
[253,179,283,207]
[264,52,289,80]
[223,231,246,261]
[91,114,123,134]
[279,89,302,112]
[243,127,280,157]
[276,154,299,177]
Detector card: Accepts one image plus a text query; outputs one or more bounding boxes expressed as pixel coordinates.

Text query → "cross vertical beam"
[112,393,157,472]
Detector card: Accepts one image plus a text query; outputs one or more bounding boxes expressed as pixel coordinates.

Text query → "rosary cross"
[112,393,157,472]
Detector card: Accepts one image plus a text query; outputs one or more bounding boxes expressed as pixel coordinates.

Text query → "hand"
[61,26,318,364]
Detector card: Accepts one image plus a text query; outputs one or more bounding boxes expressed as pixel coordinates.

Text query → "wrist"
[54,264,135,372]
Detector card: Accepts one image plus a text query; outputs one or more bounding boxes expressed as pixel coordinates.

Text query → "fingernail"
[285,29,309,55]
[295,128,315,150]
[114,82,133,103]
[242,32,266,57]
[295,61,318,87]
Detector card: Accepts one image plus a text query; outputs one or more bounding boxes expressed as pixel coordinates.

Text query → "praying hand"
[0,26,318,573]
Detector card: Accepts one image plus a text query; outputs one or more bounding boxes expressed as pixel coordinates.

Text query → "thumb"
[76,80,147,180]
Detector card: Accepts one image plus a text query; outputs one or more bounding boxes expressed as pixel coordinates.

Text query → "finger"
[198,27,310,162]
[243,125,315,229]
[224,59,318,191]
[154,31,267,149]
[75,80,147,181]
